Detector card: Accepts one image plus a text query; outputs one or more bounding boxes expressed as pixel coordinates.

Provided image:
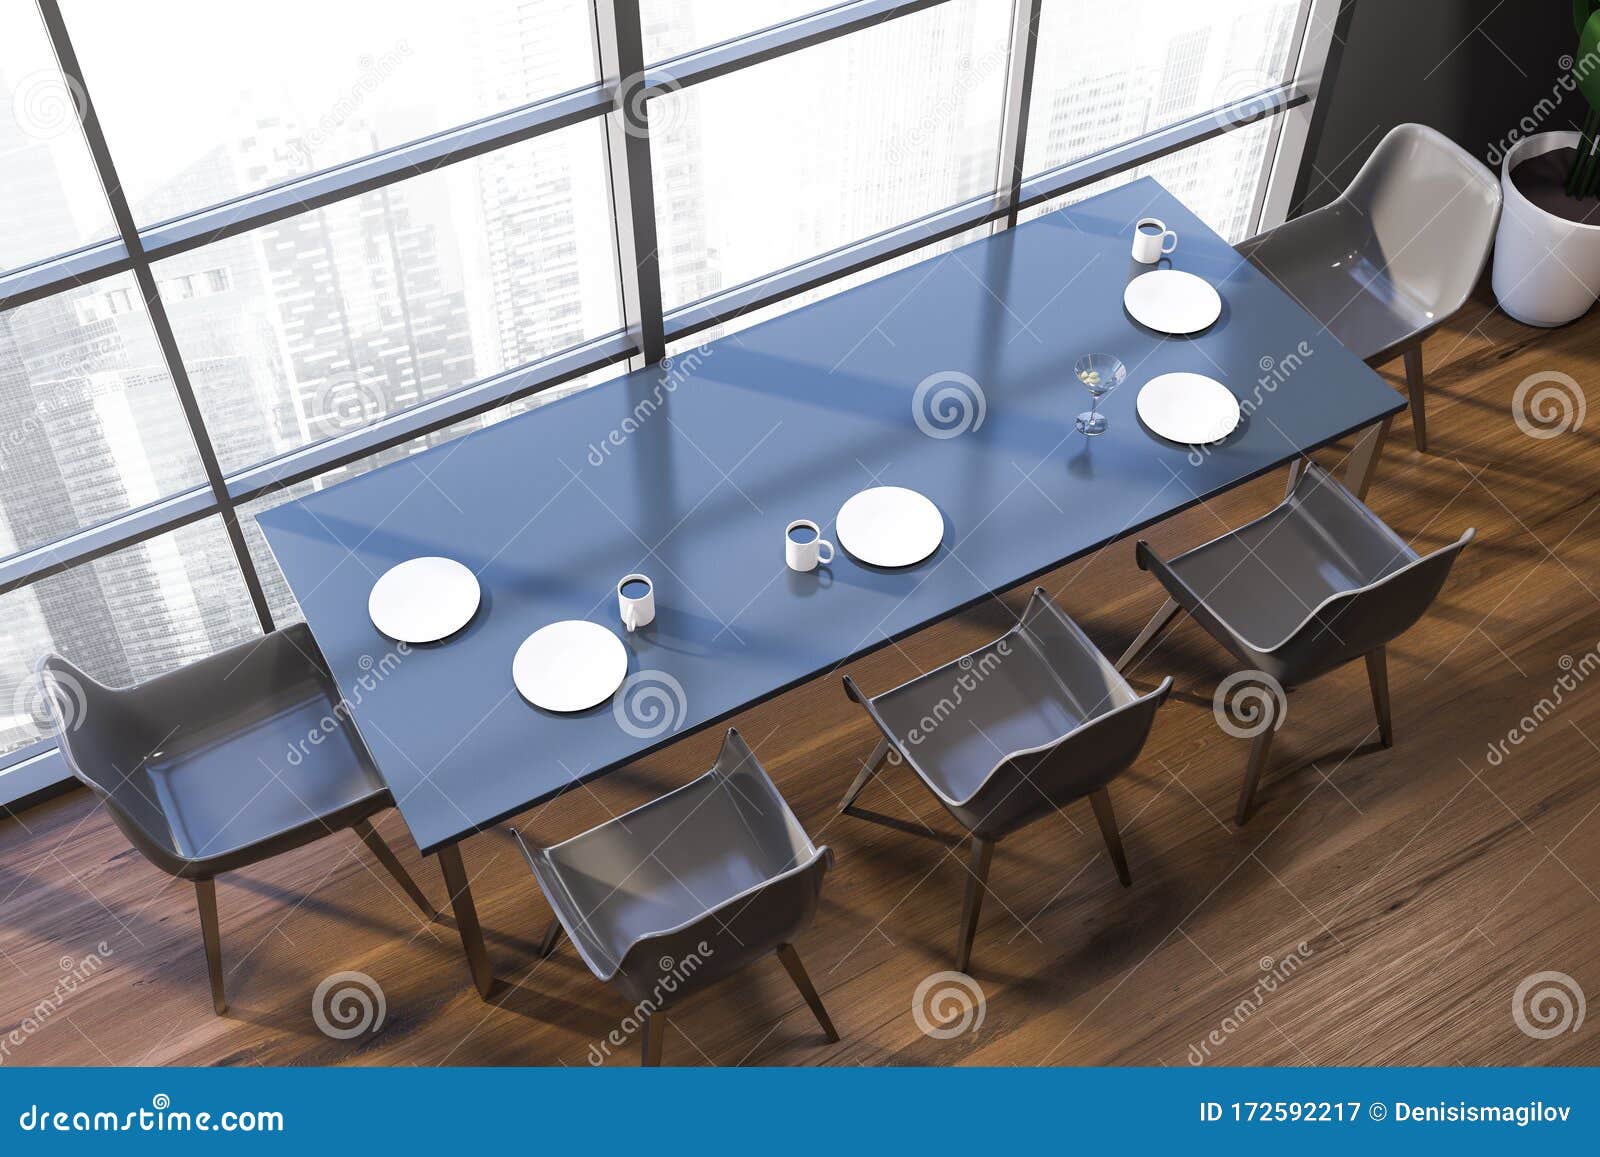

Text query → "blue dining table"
[258,178,1404,997]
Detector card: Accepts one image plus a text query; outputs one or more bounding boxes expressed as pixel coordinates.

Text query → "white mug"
[617,573,655,632]
[1131,217,1178,263]
[785,519,834,572]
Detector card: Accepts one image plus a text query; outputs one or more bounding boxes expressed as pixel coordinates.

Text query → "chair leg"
[776,944,840,1043]
[1366,647,1394,748]
[194,879,226,1015]
[538,916,565,958]
[1088,788,1132,887]
[352,818,438,920]
[837,738,891,814]
[1403,345,1427,452]
[1116,598,1182,673]
[954,835,995,973]
[1234,698,1280,826]
[640,1013,666,1066]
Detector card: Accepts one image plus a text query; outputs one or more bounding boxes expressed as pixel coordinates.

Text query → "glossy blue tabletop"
[259,178,1404,855]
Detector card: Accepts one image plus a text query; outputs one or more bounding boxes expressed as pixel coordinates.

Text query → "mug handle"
[1161,229,1178,254]
[620,605,638,632]
[817,540,834,565]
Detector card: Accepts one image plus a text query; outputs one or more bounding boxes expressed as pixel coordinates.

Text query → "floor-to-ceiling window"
[0,0,1327,795]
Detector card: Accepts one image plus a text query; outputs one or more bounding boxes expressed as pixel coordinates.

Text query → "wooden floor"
[4,283,1600,1067]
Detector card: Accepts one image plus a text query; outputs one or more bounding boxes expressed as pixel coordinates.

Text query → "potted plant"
[1492,1,1600,326]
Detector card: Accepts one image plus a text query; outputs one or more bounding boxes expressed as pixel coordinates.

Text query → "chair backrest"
[604,729,831,1008]
[1271,529,1474,683]
[1343,123,1502,317]
[36,655,183,869]
[1135,464,1473,686]
[843,591,1171,841]
[613,849,830,1009]
[954,676,1171,840]
[1260,463,1473,680]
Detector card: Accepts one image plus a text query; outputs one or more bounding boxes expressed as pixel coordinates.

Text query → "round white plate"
[1136,373,1242,444]
[836,486,944,568]
[368,557,480,643]
[1123,269,1222,335]
[512,621,628,713]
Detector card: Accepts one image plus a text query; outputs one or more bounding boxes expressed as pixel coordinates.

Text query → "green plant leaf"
[1577,0,1600,36]
[1578,11,1600,110]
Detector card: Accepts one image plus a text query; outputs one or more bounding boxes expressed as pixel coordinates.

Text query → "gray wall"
[1298,0,1582,211]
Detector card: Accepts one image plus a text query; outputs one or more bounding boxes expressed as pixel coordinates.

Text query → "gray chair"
[1236,123,1502,453]
[515,728,836,1066]
[38,624,436,1015]
[1118,461,1473,823]
[838,589,1171,973]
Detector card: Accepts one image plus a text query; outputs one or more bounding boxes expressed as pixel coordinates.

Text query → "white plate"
[836,486,944,567]
[368,557,480,643]
[1136,373,1242,445]
[1123,269,1222,335]
[512,621,628,713]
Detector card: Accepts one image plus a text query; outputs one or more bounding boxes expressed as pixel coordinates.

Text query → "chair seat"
[872,634,1118,806]
[1157,464,1418,655]
[128,625,388,868]
[528,758,816,979]
[147,692,386,862]
[1243,217,1434,362]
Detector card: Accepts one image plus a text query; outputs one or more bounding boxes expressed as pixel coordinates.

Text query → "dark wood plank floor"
[3,284,1599,1067]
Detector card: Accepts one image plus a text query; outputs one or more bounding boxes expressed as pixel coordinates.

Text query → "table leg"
[436,841,494,999]
[1344,415,1393,502]
[1283,456,1304,498]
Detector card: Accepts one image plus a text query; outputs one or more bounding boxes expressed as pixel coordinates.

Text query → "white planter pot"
[1493,131,1600,327]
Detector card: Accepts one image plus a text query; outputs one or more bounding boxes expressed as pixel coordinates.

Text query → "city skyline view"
[1,0,1302,762]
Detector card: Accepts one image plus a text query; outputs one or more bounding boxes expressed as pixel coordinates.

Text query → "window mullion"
[594,0,666,366]
[34,0,275,633]
[995,0,1043,230]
